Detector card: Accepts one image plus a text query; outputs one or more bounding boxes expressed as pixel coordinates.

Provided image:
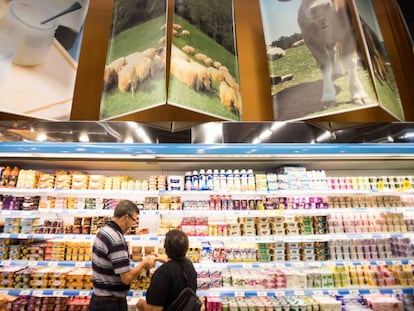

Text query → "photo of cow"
[259,0,404,121]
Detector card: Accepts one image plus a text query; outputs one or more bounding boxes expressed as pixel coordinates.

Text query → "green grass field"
[100,15,241,121]
[269,45,404,120]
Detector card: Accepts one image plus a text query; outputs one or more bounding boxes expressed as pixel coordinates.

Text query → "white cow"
[297,0,370,104]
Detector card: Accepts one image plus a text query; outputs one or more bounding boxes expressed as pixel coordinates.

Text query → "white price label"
[48,262,58,267]
[75,262,86,267]
[294,290,305,296]
[234,291,244,297]
[28,261,38,267]
[257,291,267,297]
[79,291,90,296]
[53,290,64,296]
[32,290,43,296]
[349,290,359,295]
[132,291,142,297]
[313,290,323,296]
[209,292,220,297]
[394,289,403,295]
[19,290,31,296]
[18,234,28,239]
[376,261,386,266]
[328,290,338,295]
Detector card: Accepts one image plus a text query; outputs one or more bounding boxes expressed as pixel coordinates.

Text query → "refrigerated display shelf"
[0,142,413,301]
[0,287,413,298]
[1,232,413,242]
[1,258,413,269]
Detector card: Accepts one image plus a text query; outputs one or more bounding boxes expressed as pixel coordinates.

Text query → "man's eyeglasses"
[127,213,139,224]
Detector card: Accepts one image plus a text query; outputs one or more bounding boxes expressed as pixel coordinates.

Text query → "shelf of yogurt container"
[0,208,114,217]
[0,186,413,198]
[195,287,414,298]
[184,232,414,243]
[0,232,164,241]
[0,230,413,242]
[1,258,413,270]
[0,260,92,268]
[0,187,159,199]
[0,287,413,299]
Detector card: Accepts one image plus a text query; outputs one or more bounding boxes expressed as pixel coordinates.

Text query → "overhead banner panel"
[259,0,404,122]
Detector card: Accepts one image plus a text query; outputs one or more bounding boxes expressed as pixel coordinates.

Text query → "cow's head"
[301,0,334,22]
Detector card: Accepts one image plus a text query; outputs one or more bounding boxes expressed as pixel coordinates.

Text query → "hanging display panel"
[259,0,405,122]
[0,0,89,120]
[168,0,242,121]
[99,0,168,120]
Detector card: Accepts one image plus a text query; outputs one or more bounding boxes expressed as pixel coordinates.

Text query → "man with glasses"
[89,199,164,311]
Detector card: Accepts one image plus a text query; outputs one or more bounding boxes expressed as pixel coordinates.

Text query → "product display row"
[1,262,413,291]
[1,192,414,211]
[2,211,414,236]
[1,165,414,192]
[1,236,413,263]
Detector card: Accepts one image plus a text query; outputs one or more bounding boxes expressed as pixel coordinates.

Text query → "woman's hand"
[151,252,168,263]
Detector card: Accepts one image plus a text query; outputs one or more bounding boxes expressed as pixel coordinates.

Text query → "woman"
[137,229,198,311]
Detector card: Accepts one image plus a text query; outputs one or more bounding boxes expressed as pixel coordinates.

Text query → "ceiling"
[0,121,413,144]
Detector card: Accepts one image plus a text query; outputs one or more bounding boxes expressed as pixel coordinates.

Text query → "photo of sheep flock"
[99,0,241,121]
[169,0,241,120]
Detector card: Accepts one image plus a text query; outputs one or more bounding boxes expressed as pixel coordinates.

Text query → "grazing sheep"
[182,29,190,36]
[221,70,240,93]
[129,54,152,82]
[173,29,178,37]
[150,55,166,79]
[194,53,207,63]
[207,66,224,83]
[173,23,182,31]
[220,80,239,114]
[191,61,212,91]
[267,47,286,61]
[291,39,305,48]
[170,57,196,89]
[170,57,212,92]
[213,61,222,69]
[182,45,195,55]
[117,64,136,93]
[103,57,126,90]
[118,53,152,95]
[171,45,190,61]
[203,57,213,67]
[218,65,229,73]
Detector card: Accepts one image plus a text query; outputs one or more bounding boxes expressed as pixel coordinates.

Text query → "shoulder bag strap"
[174,260,189,287]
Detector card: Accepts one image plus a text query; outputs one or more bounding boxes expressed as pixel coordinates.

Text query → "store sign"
[0,0,89,120]
[99,0,241,121]
[259,0,404,121]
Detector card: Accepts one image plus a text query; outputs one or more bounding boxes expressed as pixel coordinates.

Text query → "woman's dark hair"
[113,200,139,218]
[164,229,189,260]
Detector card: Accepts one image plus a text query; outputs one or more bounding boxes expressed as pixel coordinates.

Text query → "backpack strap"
[174,260,190,287]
